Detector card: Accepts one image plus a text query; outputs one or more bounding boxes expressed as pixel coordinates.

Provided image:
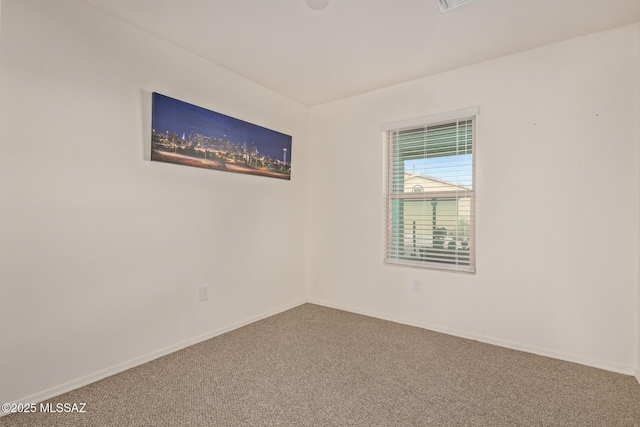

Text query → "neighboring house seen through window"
[383,107,477,273]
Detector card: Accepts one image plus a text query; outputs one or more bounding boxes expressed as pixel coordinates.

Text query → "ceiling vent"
[436,0,477,13]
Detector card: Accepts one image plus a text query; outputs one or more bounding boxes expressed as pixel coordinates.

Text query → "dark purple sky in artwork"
[152,93,292,161]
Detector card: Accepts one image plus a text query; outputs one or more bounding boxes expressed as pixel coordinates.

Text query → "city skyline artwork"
[151,92,293,180]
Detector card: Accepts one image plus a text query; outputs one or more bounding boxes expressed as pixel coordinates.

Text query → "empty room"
[1,0,640,425]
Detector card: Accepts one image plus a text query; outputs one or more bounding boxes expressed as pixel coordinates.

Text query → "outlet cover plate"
[199,286,209,301]
[412,280,422,293]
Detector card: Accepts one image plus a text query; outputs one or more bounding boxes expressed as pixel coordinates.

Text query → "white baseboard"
[635,370,640,386]
[3,299,306,416]
[308,298,636,376]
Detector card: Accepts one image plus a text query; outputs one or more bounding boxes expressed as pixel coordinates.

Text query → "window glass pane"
[393,120,473,193]
[396,197,471,265]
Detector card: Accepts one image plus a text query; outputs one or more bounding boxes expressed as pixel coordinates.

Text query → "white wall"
[0,0,308,404]
[308,24,640,374]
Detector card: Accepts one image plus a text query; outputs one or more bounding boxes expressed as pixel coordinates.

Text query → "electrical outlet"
[411,280,422,293]
[199,286,209,302]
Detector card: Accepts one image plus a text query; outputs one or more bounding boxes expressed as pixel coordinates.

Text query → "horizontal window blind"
[384,109,477,273]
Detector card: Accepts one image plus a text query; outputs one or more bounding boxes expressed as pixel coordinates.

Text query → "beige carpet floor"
[2,303,640,426]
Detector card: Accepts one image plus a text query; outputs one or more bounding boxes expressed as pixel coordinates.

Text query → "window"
[383,107,477,273]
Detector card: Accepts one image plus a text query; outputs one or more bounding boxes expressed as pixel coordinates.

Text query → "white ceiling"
[79,0,640,106]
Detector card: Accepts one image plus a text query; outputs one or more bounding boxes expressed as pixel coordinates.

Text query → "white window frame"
[382,107,478,273]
